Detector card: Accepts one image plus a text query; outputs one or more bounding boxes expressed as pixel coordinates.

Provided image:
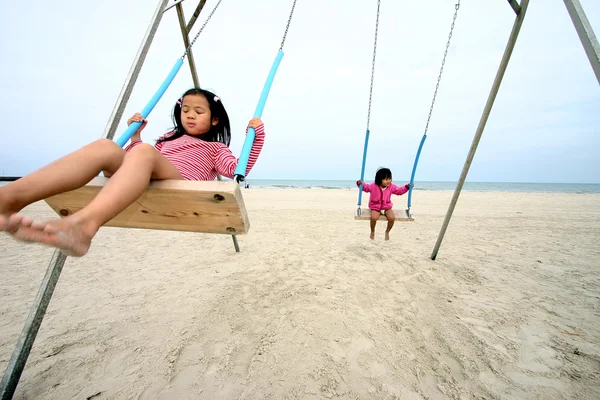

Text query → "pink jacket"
[360,183,409,211]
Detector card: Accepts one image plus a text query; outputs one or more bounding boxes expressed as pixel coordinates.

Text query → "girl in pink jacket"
[356,167,411,240]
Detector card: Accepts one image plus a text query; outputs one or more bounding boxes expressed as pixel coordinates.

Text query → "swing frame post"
[102,0,170,141]
[164,0,187,13]
[431,0,598,259]
[173,0,241,250]
[0,1,220,397]
[175,2,201,87]
[430,0,529,260]
[0,251,67,400]
[1,1,169,396]
[186,0,208,32]
[562,0,600,85]
[506,0,521,14]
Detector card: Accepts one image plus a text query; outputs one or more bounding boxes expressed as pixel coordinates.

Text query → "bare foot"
[370,231,375,240]
[0,214,31,233]
[0,187,22,220]
[0,194,22,232]
[0,215,9,232]
[385,231,390,241]
[9,215,98,257]
[1,214,49,236]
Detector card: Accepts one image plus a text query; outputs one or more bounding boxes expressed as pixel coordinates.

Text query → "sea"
[1,179,599,194]
[238,179,600,194]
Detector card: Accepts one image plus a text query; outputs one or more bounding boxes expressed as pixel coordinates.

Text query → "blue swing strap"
[233,49,284,181]
[234,0,299,182]
[406,134,426,215]
[114,0,224,147]
[406,0,461,218]
[356,0,381,216]
[357,129,370,214]
[115,59,184,147]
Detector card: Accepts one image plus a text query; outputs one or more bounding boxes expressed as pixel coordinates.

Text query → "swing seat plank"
[44,177,250,235]
[354,209,415,222]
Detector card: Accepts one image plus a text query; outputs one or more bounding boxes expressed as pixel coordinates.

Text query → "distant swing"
[354,0,461,222]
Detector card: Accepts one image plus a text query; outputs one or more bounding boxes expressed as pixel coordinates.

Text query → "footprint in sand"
[346,337,374,375]
[140,343,206,400]
[419,373,444,398]
[440,354,465,383]
[416,354,465,398]
[169,343,206,386]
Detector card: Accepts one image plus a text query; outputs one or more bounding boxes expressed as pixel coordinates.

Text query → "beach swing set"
[354,0,461,223]
[4,0,600,398]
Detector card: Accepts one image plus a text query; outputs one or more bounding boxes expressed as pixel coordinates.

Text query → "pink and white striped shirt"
[124,124,265,180]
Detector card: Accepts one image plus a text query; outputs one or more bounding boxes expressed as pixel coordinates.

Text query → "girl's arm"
[214,123,266,178]
[391,183,411,196]
[124,137,143,152]
[124,134,166,152]
[124,113,147,151]
[356,181,373,193]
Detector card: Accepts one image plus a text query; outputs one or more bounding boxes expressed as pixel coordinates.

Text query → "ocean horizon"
[2,179,599,194]
[239,179,600,194]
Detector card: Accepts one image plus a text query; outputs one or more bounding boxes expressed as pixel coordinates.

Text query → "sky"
[0,0,599,183]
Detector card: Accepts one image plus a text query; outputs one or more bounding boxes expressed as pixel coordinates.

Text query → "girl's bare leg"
[0,139,125,232]
[6,144,183,256]
[369,210,379,240]
[384,209,395,241]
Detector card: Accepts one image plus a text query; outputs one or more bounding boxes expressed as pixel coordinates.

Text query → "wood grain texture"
[354,209,415,222]
[44,178,250,234]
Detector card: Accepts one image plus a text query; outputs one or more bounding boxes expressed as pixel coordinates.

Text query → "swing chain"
[181,0,224,59]
[366,0,381,131]
[422,0,460,136]
[280,0,299,50]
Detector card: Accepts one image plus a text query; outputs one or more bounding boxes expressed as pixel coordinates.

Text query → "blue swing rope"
[234,0,299,182]
[115,58,184,147]
[115,0,224,147]
[357,0,381,217]
[406,0,460,217]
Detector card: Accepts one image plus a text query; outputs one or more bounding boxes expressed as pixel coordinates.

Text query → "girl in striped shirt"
[0,88,265,257]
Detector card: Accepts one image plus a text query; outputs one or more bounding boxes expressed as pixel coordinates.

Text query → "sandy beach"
[1,188,599,399]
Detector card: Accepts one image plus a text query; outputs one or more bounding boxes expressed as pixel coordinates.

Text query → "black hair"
[374,167,392,186]
[157,87,231,146]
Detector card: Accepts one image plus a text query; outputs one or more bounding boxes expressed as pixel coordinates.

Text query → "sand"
[1,188,599,399]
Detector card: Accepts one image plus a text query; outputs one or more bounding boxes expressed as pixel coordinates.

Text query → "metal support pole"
[222,168,240,250]
[430,0,530,260]
[563,0,600,85]
[164,0,186,13]
[102,0,170,140]
[176,2,201,87]
[174,1,239,251]
[507,0,521,15]
[232,234,240,252]
[1,4,172,398]
[1,251,68,400]
[187,0,207,32]
[227,181,238,252]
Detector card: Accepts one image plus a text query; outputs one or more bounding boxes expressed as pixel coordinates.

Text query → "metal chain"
[181,0,223,59]
[280,0,299,50]
[366,0,381,131]
[422,0,460,136]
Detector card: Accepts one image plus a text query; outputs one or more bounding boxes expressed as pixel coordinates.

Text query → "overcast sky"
[1,0,598,183]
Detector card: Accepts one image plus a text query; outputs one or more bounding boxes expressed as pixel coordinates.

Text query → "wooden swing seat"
[44,177,249,235]
[354,209,415,222]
